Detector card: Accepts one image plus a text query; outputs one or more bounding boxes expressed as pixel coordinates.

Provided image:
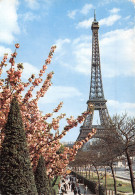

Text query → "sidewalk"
[58,175,95,195]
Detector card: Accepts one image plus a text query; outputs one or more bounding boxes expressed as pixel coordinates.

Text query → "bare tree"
[112,114,135,194]
[70,114,135,194]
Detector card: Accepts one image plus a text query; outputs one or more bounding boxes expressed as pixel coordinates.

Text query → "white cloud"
[76,14,121,29]
[80,4,93,15]
[109,8,120,14]
[22,62,39,79]
[54,38,71,62]
[129,0,135,5]
[55,39,71,52]
[72,36,91,74]
[99,14,121,26]
[67,10,78,19]
[0,46,12,57]
[23,12,40,22]
[100,28,135,77]
[124,15,131,20]
[0,0,20,44]
[24,0,39,9]
[38,86,82,104]
[19,12,40,34]
[76,17,93,29]
[98,0,120,6]
[24,0,54,10]
[54,36,91,75]
[108,100,135,116]
[67,3,93,20]
[55,26,135,78]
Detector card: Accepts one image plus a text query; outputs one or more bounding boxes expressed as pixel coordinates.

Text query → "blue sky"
[0,0,135,142]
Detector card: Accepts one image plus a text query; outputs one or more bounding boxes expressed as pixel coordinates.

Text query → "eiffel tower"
[77,12,113,141]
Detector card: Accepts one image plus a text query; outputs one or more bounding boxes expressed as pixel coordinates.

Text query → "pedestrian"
[84,185,87,195]
[71,182,75,192]
[60,189,63,195]
[63,182,67,191]
[74,187,78,195]
[58,182,61,190]
[78,187,81,195]
[68,181,71,189]
[61,187,64,195]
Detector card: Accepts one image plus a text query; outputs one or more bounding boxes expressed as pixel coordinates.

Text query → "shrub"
[35,155,51,195]
[0,98,37,195]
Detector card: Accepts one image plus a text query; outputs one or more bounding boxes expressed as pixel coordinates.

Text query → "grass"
[78,171,132,193]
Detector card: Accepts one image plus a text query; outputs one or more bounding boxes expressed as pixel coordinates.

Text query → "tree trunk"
[95,166,100,187]
[126,149,135,194]
[75,166,77,182]
[94,166,100,195]
[110,163,117,195]
[89,167,91,180]
[86,165,87,178]
[105,168,107,195]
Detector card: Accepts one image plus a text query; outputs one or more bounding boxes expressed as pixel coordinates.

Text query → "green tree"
[0,98,37,195]
[35,155,52,195]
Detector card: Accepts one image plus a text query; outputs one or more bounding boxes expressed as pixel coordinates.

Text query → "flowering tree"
[0,44,96,178]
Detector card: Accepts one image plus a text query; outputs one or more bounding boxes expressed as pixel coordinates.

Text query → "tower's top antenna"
[94,9,96,21]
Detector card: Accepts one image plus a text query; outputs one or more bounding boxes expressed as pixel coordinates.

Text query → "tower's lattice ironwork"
[77,13,113,141]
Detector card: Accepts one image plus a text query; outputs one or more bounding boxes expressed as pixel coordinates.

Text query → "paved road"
[116,170,130,180]
[58,175,95,195]
[108,167,131,180]
[99,167,131,180]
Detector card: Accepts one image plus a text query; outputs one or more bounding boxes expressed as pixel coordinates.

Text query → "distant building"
[61,141,74,147]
